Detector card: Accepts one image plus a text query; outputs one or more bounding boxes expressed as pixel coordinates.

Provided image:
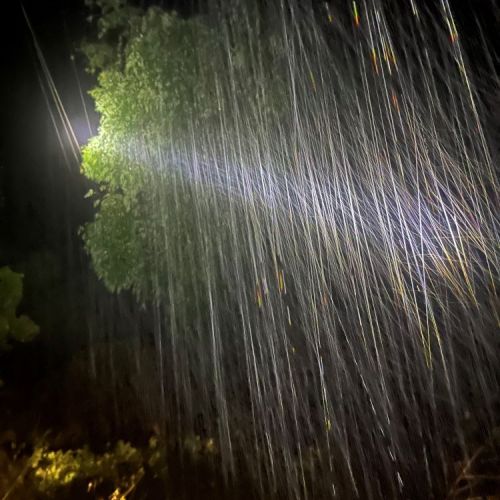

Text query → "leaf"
[10,315,40,343]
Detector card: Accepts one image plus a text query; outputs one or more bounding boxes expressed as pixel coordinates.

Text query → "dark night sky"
[0,0,91,257]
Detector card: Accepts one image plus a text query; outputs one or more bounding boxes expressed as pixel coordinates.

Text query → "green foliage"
[1,432,222,499]
[0,267,39,352]
[80,2,288,302]
[81,4,221,299]
[28,435,217,495]
[30,440,150,495]
[83,0,142,74]
[183,434,217,460]
[81,192,149,295]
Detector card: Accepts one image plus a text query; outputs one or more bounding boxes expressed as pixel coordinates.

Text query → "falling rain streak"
[40,0,500,497]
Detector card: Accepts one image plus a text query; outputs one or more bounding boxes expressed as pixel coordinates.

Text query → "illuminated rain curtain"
[81,0,499,498]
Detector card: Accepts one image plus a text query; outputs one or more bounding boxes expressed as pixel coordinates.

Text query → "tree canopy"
[81,3,220,298]
[80,1,287,301]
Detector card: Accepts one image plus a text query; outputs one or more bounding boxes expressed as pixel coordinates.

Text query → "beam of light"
[79,0,500,498]
[22,4,94,168]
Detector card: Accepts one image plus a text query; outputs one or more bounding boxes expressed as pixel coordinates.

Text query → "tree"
[80,1,288,303]
[81,3,223,297]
